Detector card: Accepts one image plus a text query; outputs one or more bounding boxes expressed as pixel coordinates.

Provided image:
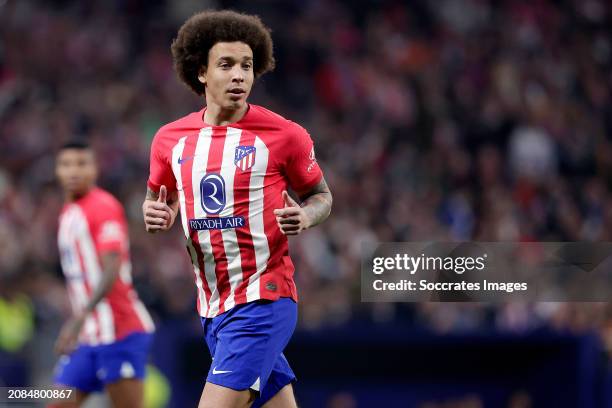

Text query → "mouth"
[228,88,246,95]
[65,179,83,188]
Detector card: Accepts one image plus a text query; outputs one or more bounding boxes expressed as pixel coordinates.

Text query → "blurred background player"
[53,142,155,408]
[142,10,332,408]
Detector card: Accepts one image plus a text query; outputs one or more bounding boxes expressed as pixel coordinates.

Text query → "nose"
[231,65,244,83]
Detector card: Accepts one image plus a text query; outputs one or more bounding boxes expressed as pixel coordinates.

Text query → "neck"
[203,101,248,126]
[65,186,93,202]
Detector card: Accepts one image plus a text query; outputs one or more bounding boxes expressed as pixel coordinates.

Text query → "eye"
[242,63,252,70]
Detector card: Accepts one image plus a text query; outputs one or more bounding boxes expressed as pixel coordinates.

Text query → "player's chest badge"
[234,145,256,171]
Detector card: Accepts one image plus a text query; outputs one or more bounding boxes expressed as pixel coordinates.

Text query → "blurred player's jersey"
[148,104,323,318]
[58,188,154,345]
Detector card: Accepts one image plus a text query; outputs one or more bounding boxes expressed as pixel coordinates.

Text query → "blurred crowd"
[1,0,612,392]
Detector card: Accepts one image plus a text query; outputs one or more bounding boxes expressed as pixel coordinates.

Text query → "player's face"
[199,41,254,111]
[56,149,97,198]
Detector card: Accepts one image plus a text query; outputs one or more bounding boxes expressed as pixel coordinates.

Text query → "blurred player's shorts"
[201,297,297,408]
[54,331,153,392]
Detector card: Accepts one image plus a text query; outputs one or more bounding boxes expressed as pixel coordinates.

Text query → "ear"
[198,67,207,86]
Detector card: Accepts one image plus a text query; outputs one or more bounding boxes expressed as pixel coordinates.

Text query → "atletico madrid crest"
[234,145,256,171]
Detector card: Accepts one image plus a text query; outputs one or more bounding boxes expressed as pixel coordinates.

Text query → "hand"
[273,191,310,236]
[54,314,85,355]
[143,185,176,233]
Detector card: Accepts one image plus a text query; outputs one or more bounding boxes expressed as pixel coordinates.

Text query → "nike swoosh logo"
[178,155,194,164]
[212,367,232,375]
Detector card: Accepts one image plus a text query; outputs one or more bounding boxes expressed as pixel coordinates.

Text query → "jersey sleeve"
[91,201,127,255]
[283,125,324,194]
[147,130,177,193]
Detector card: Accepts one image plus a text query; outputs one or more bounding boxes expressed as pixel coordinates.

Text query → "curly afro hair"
[171,10,275,95]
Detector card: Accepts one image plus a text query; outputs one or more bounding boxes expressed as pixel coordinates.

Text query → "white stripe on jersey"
[83,315,97,344]
[246,135,271,302]
[219,127,244,312]
[95,302,115,344]
[171,136,189,236]
[58,209,78,278]
[186,242,208,316]
[59,209,87,318]
[191,127,220,317]
[119,261,132,285]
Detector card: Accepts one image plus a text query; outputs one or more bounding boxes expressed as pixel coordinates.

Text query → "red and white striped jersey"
[58,188,154,345]
[147,104,323,318]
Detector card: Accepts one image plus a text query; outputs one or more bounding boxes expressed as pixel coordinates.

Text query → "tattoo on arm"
[145,187,159,201]
[299,178,333,229]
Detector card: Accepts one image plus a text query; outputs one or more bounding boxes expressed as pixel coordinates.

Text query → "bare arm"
[297,177,333,229]
[142,185,179,233]
[83,251,121,314]
[273,177,333,236]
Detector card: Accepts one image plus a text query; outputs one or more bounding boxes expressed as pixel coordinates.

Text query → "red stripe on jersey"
[105,281,147,339]
[261,172,275,301]
[232,130,257,305]
[207,127,230,314]
[181,133,212,315]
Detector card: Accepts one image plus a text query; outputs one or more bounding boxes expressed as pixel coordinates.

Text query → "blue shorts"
[201,297,298,408]
[54,332,152,393]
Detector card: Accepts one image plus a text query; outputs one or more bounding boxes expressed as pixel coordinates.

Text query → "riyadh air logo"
[200,173,226,214]
[234,145,256,171]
